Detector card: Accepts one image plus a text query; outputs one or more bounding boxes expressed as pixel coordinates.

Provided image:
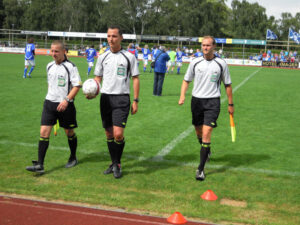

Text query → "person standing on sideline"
[23,37,35,78]
[26,40,82,174]
[150,46,158,73]
[167,48,176,74]
[178,36,234,181]
[153,46,170,96]
[85,45,98,76]
[141,44,151,72]
[90,25,140,179]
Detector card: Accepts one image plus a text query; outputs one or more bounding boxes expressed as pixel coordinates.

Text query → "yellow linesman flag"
[54,120,59,136]
[229,114,236,142]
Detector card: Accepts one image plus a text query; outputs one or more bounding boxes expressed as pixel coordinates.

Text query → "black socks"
[38,137,49,165]
[198,142,210,171]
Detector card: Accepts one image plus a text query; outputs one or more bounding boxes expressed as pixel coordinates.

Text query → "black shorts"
[100,94,130,128]
[41,100,78,129]
[191,97,220,128]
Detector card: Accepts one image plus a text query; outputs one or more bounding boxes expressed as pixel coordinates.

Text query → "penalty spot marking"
[152,68,263,161]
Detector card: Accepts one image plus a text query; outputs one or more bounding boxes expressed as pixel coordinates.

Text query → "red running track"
[0,195,213,225]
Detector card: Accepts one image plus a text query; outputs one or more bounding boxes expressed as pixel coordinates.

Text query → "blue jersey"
[151,49,159,60]
[25,43,35,60]
[176,51,185,62]
[194,52,203,58]
[86,48,97,62]
[141,48,151,60]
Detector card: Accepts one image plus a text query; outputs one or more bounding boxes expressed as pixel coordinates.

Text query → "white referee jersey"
[94,49,139,95]
[46,59,82,103]
[184,56,231,98]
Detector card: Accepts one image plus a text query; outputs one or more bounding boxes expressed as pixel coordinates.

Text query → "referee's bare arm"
[225,84,234,115]
[131,76,140,115]
[178,80,190,105]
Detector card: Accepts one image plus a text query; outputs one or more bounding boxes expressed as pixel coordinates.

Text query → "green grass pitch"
[0,53,299,225]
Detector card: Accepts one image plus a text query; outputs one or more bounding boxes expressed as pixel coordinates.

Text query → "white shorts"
[88,62,94,67]
[25,59,35,66]
[143,59,148,66]
[167,61,175,67]
[176,62,182,67]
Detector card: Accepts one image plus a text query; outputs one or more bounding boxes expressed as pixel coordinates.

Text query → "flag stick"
[229,114,236,142]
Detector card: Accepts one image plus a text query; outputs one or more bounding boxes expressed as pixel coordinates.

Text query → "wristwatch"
[65,97,71,102]
[133,98,139,103]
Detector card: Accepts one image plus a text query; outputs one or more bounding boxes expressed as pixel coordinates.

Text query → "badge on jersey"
[58,75,66,87]
[117,66,126,76]
[210,73,218,82]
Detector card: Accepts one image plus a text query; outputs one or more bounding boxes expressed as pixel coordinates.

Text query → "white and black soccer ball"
[82,79,100,97]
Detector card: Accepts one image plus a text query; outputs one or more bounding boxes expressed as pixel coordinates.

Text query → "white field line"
[152,68,263,161]
[1,139,299,177]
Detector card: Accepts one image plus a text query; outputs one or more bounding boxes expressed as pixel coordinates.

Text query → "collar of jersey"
[110,47,123,54]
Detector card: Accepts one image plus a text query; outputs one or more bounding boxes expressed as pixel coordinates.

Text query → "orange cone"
[167,212,187,224]
[201,190,218,201]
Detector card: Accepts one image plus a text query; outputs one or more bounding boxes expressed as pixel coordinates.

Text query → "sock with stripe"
[68,134,77,160]
[38,137,49,165]
[114,139,125,164]
[107,138,115,164]
[198,142,210,171]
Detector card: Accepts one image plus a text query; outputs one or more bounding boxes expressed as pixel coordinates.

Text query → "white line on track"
[152,68,263,161]
[0,201,170,225]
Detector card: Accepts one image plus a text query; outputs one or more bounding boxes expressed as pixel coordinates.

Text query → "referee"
[178,36,234,181]
[88,25,140,179]
[26,40,82,174]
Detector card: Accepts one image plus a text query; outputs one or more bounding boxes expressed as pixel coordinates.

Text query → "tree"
[22,0,58,30]
[2,0,27,29]
[278,12,300,40]
[230,0,269,39]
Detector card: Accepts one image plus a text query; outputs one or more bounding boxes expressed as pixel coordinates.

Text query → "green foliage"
[0,53,300,224]
[2,0,299,40]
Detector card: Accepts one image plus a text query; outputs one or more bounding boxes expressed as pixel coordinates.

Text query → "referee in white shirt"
[26,40,82,174]
[90,25,140,179]
[179,36,234,181]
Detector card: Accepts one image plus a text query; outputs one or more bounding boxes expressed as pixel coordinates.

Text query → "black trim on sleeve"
[213,59,224,90]
[119,51,131,82]
[193,59,204,75]
[47,62,55,72]
[61,63,71,94]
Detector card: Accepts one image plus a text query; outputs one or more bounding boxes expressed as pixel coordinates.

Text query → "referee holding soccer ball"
[87,25,140,179]
[26,40,82,174]
[178,36,234,181]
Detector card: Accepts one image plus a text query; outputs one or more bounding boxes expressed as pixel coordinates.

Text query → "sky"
[225,0,300,19]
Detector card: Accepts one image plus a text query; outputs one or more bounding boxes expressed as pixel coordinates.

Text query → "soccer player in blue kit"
[23,37,35,78]
[141,45,151,72]
[175,48,185,74]
[85,45,98,76]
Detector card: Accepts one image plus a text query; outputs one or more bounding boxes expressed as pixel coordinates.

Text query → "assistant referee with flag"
[178,36,234,181]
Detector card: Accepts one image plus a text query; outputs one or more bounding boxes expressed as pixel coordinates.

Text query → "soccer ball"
[82,79,100,97]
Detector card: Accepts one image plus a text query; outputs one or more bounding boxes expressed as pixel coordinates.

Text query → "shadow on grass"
[122,152,181,176]
[207,153,271,175]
